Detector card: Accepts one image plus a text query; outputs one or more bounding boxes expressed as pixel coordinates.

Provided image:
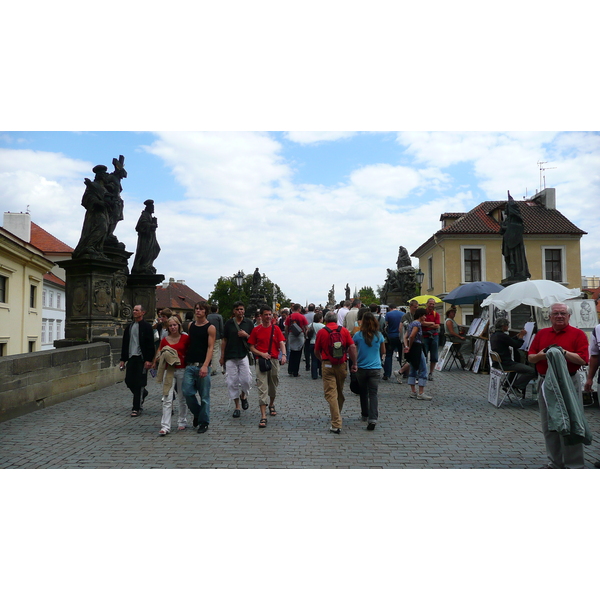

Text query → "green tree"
[357,285,378,305]
[208,271,292,319]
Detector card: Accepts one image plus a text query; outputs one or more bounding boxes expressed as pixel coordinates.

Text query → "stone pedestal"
[61,252,132,342]
[126,273,165,323]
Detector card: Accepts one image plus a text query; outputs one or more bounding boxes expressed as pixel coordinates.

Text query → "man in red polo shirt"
[314,312,357,434]
[529,302,589,468]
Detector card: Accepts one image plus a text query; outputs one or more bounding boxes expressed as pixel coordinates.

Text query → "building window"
[57,293,62,309]
[427,256,433,290]
[30,285,37,308]
[56,319,62,340]
[42,320,47,344]
[48,320,54,343]
[43,289,47,307]
[0,275,6,303]
[544,248,563,282]
[462,247,484,282]
[48,290,54,308]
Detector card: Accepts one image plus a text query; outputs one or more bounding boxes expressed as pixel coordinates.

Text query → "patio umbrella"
[443,281,504,305]
[408,295,443,305]
[480,279,580,312]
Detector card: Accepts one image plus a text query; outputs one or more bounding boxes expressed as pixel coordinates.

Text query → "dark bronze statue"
[345,283,351,301]
[132,200,161,275]
[501,192,530,281]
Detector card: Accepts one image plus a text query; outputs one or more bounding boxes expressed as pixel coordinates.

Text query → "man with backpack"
[314,311,358,434]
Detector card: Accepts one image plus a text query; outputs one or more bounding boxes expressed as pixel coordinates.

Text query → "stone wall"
[0,342,124,422]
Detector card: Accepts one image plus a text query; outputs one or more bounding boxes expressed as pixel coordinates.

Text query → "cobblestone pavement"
[2,363,599,468]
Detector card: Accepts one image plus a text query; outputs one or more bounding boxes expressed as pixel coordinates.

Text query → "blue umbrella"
[443,281,504,305]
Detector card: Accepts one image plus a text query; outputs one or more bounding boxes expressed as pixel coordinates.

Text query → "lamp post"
[416,269,425,296]
[234,270,244,300]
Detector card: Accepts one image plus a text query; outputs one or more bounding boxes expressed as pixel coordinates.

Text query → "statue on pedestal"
[380,245,417,305]
[327,285,335,308]
[501,192,530,282]
[132,200,161,275]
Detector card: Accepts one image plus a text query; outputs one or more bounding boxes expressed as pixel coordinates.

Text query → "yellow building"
[0,217,55,356]
[411,189,586,324]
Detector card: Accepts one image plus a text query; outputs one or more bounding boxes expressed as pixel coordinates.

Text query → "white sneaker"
[417,393,433,401]
[393,370,403,384]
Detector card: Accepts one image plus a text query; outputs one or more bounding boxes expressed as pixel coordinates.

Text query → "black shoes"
[232,409,241,418]
[329,427,341,434]
[367,423,376,431]
[193,416,199,428]
[197,423,208,434]
[241,394,249,410]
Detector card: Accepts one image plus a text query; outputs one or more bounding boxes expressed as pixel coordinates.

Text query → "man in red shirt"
[314,312,358,434]
[422,297,441,381]
[529,302,589,468]
[248,305,287,428]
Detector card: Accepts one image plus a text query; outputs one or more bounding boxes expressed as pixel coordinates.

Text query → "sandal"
[269,405,277,416]
[259,418,268,428]
[130,410,139,417]
[158,429,168,436]
[232,409,241,418]
[240,393,249,410]
[177,426,186,431]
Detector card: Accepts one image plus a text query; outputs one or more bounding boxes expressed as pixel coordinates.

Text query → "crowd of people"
[118,297,600,468]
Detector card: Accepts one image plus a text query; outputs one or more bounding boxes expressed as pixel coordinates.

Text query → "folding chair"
[488,349,525,408]
[443,342,464,371]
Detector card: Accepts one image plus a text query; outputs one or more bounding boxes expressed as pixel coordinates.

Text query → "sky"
[1,131,599,305]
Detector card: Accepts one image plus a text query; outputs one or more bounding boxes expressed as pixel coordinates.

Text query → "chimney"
[177,280,185,284]
[3,212,31,243]
[531,188,556,210]
[162,281,169,289]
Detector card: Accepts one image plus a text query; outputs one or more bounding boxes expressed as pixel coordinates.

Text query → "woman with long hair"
[352,310,385,430]
[404,308,432,400]
[152,317,190,435]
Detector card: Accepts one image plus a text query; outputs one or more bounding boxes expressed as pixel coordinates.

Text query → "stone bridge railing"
[0,342,124,422]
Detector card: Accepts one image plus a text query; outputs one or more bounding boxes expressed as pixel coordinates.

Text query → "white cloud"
[285,131,357,145]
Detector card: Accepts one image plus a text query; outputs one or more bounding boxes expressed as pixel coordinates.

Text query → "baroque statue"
[380,245,418,305]
[500,192,530,282]
[72,156,127,260]
[132,200,161,275]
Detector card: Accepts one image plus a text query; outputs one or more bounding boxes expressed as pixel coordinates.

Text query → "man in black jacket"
[490,317,536,393]
[120,304,155,417]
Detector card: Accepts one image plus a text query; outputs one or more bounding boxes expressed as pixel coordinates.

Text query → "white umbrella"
[480,279,580,312]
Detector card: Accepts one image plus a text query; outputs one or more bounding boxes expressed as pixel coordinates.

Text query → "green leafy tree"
[358,285,378,305]
[208,272,292,319]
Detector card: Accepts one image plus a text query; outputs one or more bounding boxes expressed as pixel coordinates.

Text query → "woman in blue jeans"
[404,308,432,401]
[353,310,385,430]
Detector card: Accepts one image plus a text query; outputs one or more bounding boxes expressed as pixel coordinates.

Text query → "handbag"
[258,357,272,372]
[257,324,276,372]
[289,319,303,336]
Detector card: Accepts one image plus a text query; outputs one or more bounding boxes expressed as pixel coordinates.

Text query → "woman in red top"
[152,317,190,435]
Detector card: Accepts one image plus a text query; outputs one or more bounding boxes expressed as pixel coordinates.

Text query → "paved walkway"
[2,363,599,468]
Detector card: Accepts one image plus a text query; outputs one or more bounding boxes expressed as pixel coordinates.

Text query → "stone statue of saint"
[396,245,412,269]
[345,283,350,301]
[132,200,161,275]
[104,155,127,249]
[251,268,262,292]
[328,285,335,308]
[500,193,530,281]
[73,165,111,260]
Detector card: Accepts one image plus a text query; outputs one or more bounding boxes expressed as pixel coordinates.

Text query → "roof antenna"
[26,205,30,214]
[537,161,556,190]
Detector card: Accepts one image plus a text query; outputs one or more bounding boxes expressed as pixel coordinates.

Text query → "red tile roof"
[31,222,74,254]
[413,199,586,256]
[43,272,66,287]
[155,281,206,311]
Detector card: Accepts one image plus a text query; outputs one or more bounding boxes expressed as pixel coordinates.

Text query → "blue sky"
[1,131,598,304]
